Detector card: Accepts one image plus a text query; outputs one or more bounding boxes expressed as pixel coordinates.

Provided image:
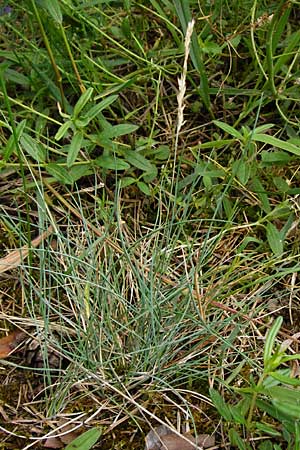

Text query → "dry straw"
[176,19,195,136]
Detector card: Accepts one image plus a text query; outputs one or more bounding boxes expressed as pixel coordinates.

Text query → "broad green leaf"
[67,130,83,167]
[20,133,46,163]
[125,149,155,172]
[255,422,281,437]
[279,353,300,363]
[213,120,243,140]
[4,68,30,87]
[55,120,72,141]
[253,124,275,134]
[46,163,73,184]
[272,399,300,420]
[200,139,234,149]
[287,137,300,146]
[69,164,93,182]
[43,0,62,24]
[64,428,102,450]
[264,316,283,369]
[269,371,300,386]
[95,155,130,170]
[209,388,232,421]
[263,369,290,388]
[229,404,247,425]
[143,166,157,183]
[266,222,283,256]
[273,177,290,193]
[257,441,277,450]
[84,95,118,121]
[4,119,26,160]
[261,150,292,164]
[256,397,288,421]
[154,145,170,160]
[73,87,94,118]
[251,177,271,213]
[274,30,300,74]
[232,159,251,185]
[253,133,300,156]
[119,177,136,188]
[137,181,151,195]
[99,124,138,139]
[228,428,248,450]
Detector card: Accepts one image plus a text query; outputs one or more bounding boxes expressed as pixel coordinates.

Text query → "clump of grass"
[1,1,300,449]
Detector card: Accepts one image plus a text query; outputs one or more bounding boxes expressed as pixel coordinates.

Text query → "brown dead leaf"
[145,425,215,450]
[0,330,26,358]
[43,419,82,449]
[0,225,53,273]
[44,437,63,449]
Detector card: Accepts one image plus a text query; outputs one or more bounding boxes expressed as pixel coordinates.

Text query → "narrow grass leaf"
[266,222,283,256]
[64,428,102,450]
[67,130,83,167]
[253,134,300,156]
[213,120,243,140]
[73,87,94,118]
[263,316,283,368]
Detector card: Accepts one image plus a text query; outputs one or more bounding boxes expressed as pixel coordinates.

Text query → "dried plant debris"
[0,225,53,273]
[43,419,82,449]
[0,330,26,358]
[145,425,215,450]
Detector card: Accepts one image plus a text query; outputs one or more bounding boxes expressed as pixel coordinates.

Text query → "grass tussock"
[1,1,300,449]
